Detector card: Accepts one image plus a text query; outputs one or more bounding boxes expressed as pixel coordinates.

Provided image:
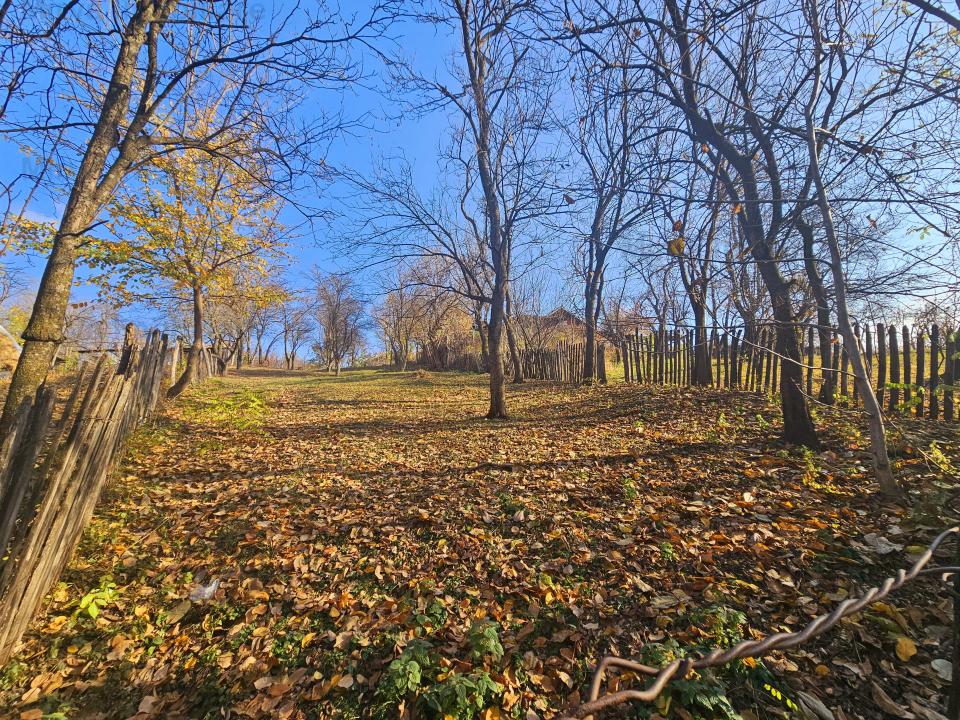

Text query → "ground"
[2,368,958,720]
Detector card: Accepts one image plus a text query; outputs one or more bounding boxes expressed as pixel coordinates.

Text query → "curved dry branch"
[566,526,960,718]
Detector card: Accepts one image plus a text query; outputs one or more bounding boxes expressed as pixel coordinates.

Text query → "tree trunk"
[505,315,523,384]
[692,303,711,386]
[796,218,836,404]
[168,285,204,398]
[583,276,598,382]
[769,287,819,446]
[478,320,490,372]
[487,284,508,419]
[0,3,161,436]
[803,61,898,494]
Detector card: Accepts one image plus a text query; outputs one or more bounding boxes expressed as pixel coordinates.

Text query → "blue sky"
[1,2,460,325]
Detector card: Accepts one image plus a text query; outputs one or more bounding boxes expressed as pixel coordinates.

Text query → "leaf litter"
[1,369,958,720]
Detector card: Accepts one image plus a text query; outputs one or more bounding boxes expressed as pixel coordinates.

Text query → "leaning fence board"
[931,324,940,420]
[0,330,226,664]
[945,331,955,422]
[888,325,900,413]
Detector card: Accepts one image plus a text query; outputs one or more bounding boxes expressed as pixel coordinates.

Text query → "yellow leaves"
[43,615,69,634]
[872,601,910,633]
[101,135,286,305]
[895,636,917,662]
[667,236,685,257]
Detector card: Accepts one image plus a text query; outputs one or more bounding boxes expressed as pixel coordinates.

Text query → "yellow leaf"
[895,636,916,662]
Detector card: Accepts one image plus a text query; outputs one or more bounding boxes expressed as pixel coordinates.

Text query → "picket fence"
[0,330,222,663]
[620,322,960,421]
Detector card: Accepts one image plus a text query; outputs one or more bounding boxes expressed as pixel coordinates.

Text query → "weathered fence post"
[945,331,955,422]
[916,328,925,418]
[902,326,911,411]
[931,324,940,420]
[877,323,887,407]
[722,333,730,388]
[852,323,861,406]
[0,331,173,665]
[888,325,900,413]
[840,335,850,404]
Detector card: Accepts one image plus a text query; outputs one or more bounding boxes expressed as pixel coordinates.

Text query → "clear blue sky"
[0,1,459,327]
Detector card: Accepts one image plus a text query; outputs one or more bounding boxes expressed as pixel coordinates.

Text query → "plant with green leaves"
[422,671,503,720]
[689,605,747,648]
[72,577,118,622]
[373,640,435,718]
[467,620,504,662]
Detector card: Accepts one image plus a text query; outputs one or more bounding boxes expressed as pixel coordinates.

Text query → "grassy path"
[1,369,955,719]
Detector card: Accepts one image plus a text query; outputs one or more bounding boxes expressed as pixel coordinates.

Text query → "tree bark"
[487,283,508,418]
[803,28,898,494]
[0,3,163,435]
[691,303,711,386]
[797,217,836,404]
[504,314,523,384]
[583,275,598,382]
[168,284,205,398]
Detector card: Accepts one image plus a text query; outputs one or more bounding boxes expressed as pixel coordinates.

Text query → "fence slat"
[930,324,940,420]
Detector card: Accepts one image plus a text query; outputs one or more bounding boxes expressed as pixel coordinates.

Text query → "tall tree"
[99,141,284,396]
[313,271,364,375]
[564,40,661,382]
[0,0,398,432]
[406,0,552,418]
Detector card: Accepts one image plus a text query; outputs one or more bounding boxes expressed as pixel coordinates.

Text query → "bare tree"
[563,34,661,382]
[0,0,399,431]
[373,270,421,370]
[280,296,314,371]
[397,0,553,417]
[312,271,364,375]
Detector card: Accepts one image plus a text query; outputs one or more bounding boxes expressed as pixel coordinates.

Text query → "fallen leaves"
[896,636,918,662]
[2,370,957,719]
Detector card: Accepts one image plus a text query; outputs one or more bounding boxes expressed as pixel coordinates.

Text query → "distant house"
[514,307,652,352]
[515,307,613,350]
[0,324,21,373]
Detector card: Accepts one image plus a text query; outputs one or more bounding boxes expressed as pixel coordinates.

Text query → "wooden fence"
[519,341,607,384]
[0,330,221,663]
[619,322,960,421]
[438,341,608,384]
